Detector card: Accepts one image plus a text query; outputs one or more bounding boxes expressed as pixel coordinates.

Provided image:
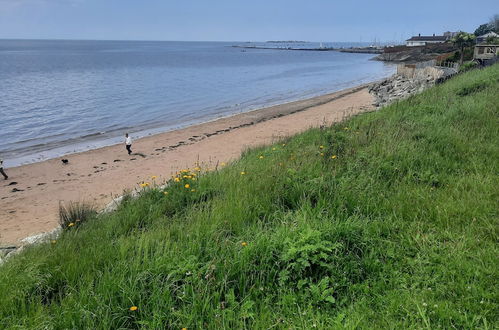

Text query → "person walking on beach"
[125,133,133,155]
[0,158,8,180]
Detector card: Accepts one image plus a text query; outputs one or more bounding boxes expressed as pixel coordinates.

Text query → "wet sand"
[0,85,374,246]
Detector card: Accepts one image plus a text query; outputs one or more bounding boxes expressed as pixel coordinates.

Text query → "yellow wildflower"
[191,177,197,181]
[282,143,286,146]
[129,306,138,311]
[343,127,349,130]
[68,222,75,227]
[174,177,180,182]
[319,145,324,149]
[140,183,150,188]
[241,242,248,247]
[182,328,187,330]
[151,175,157,180]
[331,155,337,159]
[259,155,264,159]
[240,171,246,175]
[194,167,201,171]
[220,162,226,166]
[181,169,189,173]
[51,240,57,244]
[320,153,324,156]
[191,189,196,192]
[163,191,169,195]
[185,184,190,189]
[272,147,276,151]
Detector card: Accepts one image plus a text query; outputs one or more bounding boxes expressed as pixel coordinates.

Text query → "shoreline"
[0,83,376,246]
[4,75,392,168]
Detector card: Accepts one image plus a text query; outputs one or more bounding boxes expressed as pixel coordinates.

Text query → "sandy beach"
[0,85,374,246]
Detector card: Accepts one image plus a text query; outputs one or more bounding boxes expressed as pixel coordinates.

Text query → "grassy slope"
[0,65,498,329]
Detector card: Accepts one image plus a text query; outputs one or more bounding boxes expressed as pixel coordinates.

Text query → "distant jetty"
[232,45,383,54]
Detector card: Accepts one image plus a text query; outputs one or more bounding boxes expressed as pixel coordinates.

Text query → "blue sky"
[0,0,497,42]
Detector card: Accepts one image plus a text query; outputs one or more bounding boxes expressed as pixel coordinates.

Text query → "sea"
[0,40,395,167]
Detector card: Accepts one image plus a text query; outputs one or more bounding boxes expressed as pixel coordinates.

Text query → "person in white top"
[125,133,133,155]
[0,158,8,180]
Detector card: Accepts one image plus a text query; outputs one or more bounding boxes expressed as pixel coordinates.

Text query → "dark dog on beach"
[61,159,69,165]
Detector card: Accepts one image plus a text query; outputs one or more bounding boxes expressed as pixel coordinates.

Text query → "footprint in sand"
[37,182,46,186]
[113,159,122,162]
[8,182,18,186]
[130,158,137,161]
[11,188,24,192]
[101,162,107,165]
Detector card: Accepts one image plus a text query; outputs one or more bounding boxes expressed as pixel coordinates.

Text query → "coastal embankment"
[0,85,375,246]
[1,64,496,328]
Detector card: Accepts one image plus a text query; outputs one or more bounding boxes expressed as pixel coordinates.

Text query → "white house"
[476,32,499,44]
[406,34,449,47]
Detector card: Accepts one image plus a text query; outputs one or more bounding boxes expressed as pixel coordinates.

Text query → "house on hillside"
[476,32,499,44]
[474,44,499,63]
[406,34,449,47]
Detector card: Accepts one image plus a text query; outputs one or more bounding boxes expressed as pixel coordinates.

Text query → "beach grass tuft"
[0,64,498,328]
[58,201,97,230]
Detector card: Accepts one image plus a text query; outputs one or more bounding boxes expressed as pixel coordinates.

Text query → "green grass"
[1,65,498,329]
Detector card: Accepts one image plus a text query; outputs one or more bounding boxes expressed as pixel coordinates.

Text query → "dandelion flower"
[240,171,246,175]
[194,167,201,171]
[174,177,180,182]
[51,240,57,244]
[319,145,324,149]
[129,306,138,311]
[220,162,226,166]
[151,175,157,180]
[282,143,286,146]
[68,222,75,227]
[163,191,169,195]
[182,328,187,330]
[184,184,190,189]
[331,155,337,159]
[191,189,196,192]
[241,242,248,247]
[259,155,264,159]
[344,127,349,130]
[272,147,276,151]
[320,153,324,157]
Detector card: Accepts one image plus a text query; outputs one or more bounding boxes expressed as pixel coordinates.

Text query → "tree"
[451,32,476,64]
[490,14,499,33]
[474,23,492,36]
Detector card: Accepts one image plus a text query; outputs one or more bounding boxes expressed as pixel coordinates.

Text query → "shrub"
[58,201,97,229]
[459,61,478,73]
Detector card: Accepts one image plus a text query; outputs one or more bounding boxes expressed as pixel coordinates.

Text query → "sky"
[0,0,498,42]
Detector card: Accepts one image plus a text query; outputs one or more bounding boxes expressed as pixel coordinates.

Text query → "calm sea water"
[0,40,395,166]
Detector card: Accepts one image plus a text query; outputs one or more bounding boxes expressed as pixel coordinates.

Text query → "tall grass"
[0,65,497,329]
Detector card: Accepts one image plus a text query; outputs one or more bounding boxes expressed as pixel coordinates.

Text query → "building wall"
[407,41,426,47]
[406,40,446,47]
